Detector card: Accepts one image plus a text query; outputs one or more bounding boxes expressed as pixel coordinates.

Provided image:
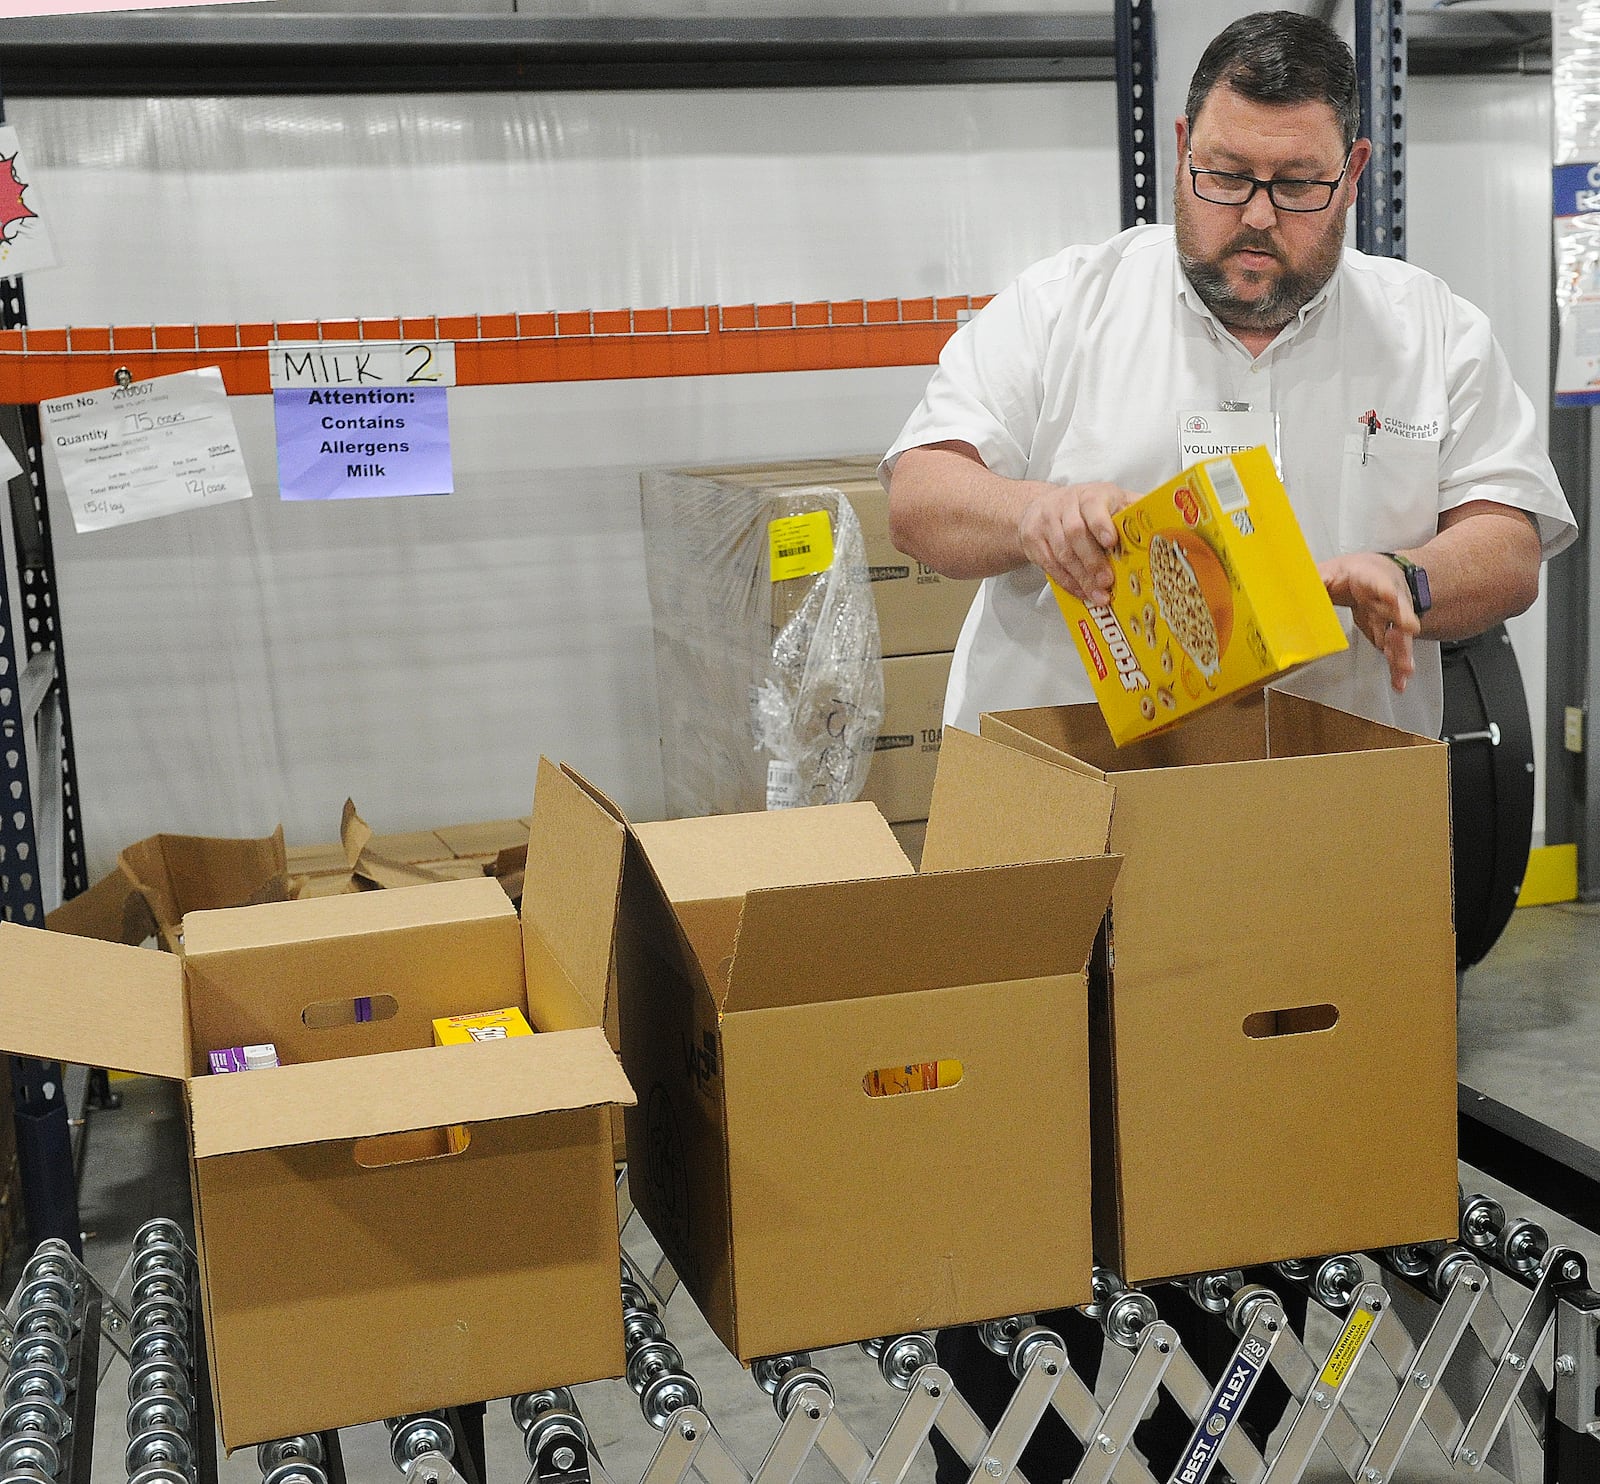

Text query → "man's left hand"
[1319,552,1421,693]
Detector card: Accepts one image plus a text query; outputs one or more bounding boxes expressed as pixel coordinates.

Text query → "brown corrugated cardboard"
[285,842,349,877]
[835,480,979,657]
[366,829,453,863]
[520,757,631,1161]
[932,692,1457,1282]
[859,652,952,823]
[47,829,288,953]
[434,818,530,859]
[530,758,1121,1360]
[0,876,634,1448]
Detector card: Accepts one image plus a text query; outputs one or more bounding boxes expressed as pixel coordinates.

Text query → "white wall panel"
[9,70,1564,869]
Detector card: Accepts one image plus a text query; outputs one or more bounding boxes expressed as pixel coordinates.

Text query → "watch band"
[1382,551,1432,616]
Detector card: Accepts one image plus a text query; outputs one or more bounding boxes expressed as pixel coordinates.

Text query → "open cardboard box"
[522,757,1121,1361]
[929,691,1458,1282]
[46,828,289,952]
[0,876,634,1447]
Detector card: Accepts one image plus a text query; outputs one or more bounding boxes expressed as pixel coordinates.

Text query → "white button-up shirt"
[882,224,1577,737]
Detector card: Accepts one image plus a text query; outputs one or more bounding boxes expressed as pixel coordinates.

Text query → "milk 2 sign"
[269,340,455,502]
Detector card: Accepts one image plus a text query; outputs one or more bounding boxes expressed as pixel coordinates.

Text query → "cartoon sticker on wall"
[0,127,55,278]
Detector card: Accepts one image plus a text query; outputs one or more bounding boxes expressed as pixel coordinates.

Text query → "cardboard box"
[658,460,977,657]
[1052,448,1347,745]
[47,829,289,953]
[0,876,634,1447]
[643,471,882,818]
[929,693,1457,1281]
[838,480,978,657]
[528,757,1121,1360]
[859,652,951,824]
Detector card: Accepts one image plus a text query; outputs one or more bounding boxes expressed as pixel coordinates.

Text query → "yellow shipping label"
[1319,1306,1377,1389]
[433,1006,534,1046]
[1051,446,1347,746]
[769,511,834,582]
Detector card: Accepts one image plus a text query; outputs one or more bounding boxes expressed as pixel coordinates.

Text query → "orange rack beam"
[0,296,992,403]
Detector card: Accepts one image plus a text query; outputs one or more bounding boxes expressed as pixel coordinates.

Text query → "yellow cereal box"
[1052,446,1347,745]
[432,1006,534,1046]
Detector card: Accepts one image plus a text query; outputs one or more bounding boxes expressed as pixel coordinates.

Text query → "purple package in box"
[209,1042,279,1073]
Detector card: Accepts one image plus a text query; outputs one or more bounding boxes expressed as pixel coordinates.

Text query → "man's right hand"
[1018,482,1141,606]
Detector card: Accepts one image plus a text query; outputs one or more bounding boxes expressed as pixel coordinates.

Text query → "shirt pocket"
[1337,433,1441,554]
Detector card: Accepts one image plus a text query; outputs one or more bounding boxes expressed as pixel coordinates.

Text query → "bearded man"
[884,9,1573,742]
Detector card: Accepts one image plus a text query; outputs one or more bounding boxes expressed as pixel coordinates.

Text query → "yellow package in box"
[433,1006,535,1045]
[433,1007,535,1152]
[1051,446,1347,745]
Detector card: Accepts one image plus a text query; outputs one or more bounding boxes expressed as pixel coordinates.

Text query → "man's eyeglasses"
[1186,151,1353,213]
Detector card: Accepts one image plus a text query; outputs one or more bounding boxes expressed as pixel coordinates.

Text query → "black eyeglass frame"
[1185,149,1354,213]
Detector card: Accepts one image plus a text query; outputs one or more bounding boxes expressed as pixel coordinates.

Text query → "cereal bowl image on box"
[1051,446,1347,744]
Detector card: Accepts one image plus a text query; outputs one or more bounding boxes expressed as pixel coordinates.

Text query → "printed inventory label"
[768,511,834,581]
[42,366,253,532]
[1319,1306,1377,1389]
[766,760,804,809]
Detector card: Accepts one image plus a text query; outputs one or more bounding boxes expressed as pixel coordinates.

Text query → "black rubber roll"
[1441,623,1536,970]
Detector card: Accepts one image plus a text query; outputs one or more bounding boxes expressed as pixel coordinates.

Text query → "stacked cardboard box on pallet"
[643,456,977,823]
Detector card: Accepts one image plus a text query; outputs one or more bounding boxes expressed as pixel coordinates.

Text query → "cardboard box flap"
[187,1026,635,1158]
[560,763,628,823]
[1264,688,1440,757]
[983,698,1272,776]
[0,922,188,1079]
[723,856,1120,1012]
[182,875,514,956]
[523,759,626,1030]
[160,826,288,914]
[45,863,155,947]
[923,726,1116,871]
[632,802,913,905]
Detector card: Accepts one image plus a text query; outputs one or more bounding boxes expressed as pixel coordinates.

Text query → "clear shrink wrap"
[640,470,883,817]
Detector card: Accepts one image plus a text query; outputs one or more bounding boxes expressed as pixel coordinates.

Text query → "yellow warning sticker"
[1319,1307,1376,1389]
[769,511,834,582]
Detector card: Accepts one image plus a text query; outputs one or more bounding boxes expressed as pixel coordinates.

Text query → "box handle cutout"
[1243,1004,1338,1039]
[862,1060,963,1097]
[303,994,398,1029]
[353,1127,469,1168]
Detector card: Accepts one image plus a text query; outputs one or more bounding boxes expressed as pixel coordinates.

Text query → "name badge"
[1179,408,1279,468]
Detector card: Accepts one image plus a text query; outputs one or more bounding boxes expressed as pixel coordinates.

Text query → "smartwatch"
[1382,552,1432,616]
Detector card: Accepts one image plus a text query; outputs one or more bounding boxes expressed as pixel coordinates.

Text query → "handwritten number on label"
[405,344,439,384]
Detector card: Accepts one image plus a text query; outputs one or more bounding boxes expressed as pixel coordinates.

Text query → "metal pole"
[1355,0,1406,259]
[1114,0,1159,230]
[0,63,83,1256]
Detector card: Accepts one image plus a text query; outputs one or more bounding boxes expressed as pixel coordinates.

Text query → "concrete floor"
[53,902,1600,1484]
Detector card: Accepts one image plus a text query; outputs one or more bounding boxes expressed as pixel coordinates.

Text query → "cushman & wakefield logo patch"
[1357,408,1440,440]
